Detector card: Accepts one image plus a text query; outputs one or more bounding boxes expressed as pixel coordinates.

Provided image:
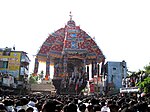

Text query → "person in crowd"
[18,109,26,112]
[0,103,7,112]
[78,103,86,112]
[26,107,34,112]
[20,97,29,111]
[3,98,15,112]
[0,92,150,112]
[27,97,38,112]
[86,104,94,112]
[100,100,111,112]
[41,99,56,112]
[67,102,77,112]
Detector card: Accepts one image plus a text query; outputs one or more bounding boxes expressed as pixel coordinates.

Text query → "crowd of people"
[0,92,150,112]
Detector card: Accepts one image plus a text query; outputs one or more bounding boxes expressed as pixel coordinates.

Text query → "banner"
[90,84,95,93]
[0,52,21,79]
[45,58,50,80]
[34,58,39,74]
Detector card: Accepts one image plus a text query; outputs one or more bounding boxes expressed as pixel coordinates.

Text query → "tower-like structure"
[34,13,105,94]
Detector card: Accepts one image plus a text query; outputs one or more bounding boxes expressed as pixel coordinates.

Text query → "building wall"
[105,61,127,91]
[0,51,21,80]
[0,49,30,81]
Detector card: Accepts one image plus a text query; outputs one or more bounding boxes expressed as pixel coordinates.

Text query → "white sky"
[0,0,150,74]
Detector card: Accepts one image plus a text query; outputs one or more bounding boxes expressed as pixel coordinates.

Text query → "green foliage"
[29,74,38,84]
[144,63,150,74]
[136,77,150,93]
[135,63,150,93]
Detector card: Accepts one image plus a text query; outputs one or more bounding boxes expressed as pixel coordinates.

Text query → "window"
[113,67,116,70]
[0,61,8,68]
[3,51,10,56]
[0,61,3,68]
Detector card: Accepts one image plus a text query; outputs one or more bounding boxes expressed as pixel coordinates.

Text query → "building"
[104,60,127,95]
[0,47,30,94]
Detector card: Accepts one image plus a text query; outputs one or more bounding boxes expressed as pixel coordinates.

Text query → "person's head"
[42,99,56,112]
[16,100,22,107]
[35,102,43,112]
[74,98,78,104]
[3,99,14,106]
[26,107,34,112]
[106,100,112,107]
[87,104,94,112]
[67,103,77,112]
[91,98,97,105]
[0,103,7,112]
[93,104,101,112]
[79,103,86,112]
[101,101,106,107]
[109,104,119,112]
[30,97,37,103]
[20,98,29,106]
[18,109,26,112]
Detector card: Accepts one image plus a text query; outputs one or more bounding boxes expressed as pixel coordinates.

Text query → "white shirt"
[101,106,110,112]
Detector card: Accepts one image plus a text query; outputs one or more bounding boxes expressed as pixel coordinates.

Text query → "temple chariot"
[33,13,105,94]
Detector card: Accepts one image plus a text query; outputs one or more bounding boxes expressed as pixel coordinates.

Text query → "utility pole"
[122,60,126,88]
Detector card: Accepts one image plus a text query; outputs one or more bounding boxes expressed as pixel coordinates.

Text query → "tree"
[136,63,150,93]
[144,62,150,74]
[137,77,150,93]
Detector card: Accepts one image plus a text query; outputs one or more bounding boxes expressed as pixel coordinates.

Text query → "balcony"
[21,55,30,64]
[120,87,139,93]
